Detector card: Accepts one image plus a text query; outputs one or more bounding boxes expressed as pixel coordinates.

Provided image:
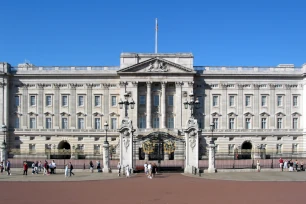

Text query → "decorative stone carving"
[275,112,286,117]
[228,112,238,117]
[28,112,38,116]
[109,112,120,117]
[86,83,94,88]
[70,83,78,89]
[175,81,183,87]
[119,81,128,88]
[164,140,176,154]
[260,112,270,117]
[0,82,6,88]
[146,81,152,87]
[60,112,71,116]
[142,140,154,154]
[132,81,138,87]
[76,112,87,116]
[44,112,54,116]
[92,112,104,116]
[269,84,276,90]
[211,112,222,117]
[292,112,302,117]
[244,112,254,117]
[147,60,169,72]
[11,111,22,116]
[253,84,260,90]
[189,130,197,151]
[122,129,130,150]
[187,82,194,87]
[237,84,244,90]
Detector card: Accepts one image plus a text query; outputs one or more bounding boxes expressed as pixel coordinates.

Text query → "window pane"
[15,96,20,106]
[168,95,173,106]
[277,96,282,106]
[261,118,266,129]
[112,96,117,106]
[30,96,36,106]
[245,96,250,106]
[139,117,146,128]
[168,117,174,128]
[30,118,36,129]
[154,95,159,106]
[213,96,218,106]
[153,117,159,128]
[78,118,84,129]
[111,118,117,129]
[62,118,68,129]
[293,96,298,106]
[46,118,51,129]
[139,96,146,105]
[79,96,84,106]
[95,96,100,106]
[213,118,218,129]
[229,96,234,106]
[46,95,52,106]
[293,118,298,129]
[95,118,100,129]
[261,96,266,106]
[62,96,68,106]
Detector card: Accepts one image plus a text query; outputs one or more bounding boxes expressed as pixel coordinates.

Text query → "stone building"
[0,53,305,163]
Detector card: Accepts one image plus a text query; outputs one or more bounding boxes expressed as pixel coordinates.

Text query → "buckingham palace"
[1,52,306,169]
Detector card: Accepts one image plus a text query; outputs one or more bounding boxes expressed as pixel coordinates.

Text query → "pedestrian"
[0,161,4,173]
[256,160,260,172]
[89,161,94,173]
[300,161,304,171]
[6,160,11,175]
[38,161,42,172]
[148,163,152,179]
[69,162,74,176]
[23,162,28,175]
[43,160,48,175]
[96,160,101,172]
[289,160,294,172]
[279,157,284,171]
[144,162,148,176]
[284,160,288,171]
[117,162,121,176]
[125,165,130,178]
[52,160,57,174]
[65,164,69,177]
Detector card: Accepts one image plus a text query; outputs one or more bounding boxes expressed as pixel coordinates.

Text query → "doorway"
[241,141,252,159]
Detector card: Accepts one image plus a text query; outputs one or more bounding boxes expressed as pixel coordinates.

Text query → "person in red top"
[279,158,284,171]
[23,162,28,175]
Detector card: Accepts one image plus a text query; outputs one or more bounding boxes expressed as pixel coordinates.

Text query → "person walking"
[148,163,152,179]
[279,158,284,172]
[6,160,11,175]
[89,161,94,173]
[52,160,56,174]
[38,161,42,172]
[65,164,69,177]
[69,162,74,176]
[144,162,148,176]
[23,162,28,175]
[96,160,101,172]
[117,162,121,176]
[125,165,130,178]
[256,160,260,172]
[300,161,304,171]
[0,161,4,173]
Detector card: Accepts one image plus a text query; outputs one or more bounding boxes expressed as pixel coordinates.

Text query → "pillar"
[37,84,44,128]
[103,141,110,173]
[164,153,169,160]
[208,142,216,173]
[175,82,183,128]
[70,84,77,128]
[86,84,93,129]
[145,153,149,161]
[54,84,60,128]
[161,81,166,129]
[146,82,152,129]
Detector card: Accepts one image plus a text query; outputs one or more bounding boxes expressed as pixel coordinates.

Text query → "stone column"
[269,84,275,128]
[175,82,183,128]
[103,141,110,173]
[103,84,110,125]
[70,84,77,128]
[146,82,152,129]
[237,84,243,129]
[53,84,60,128]
[253,84,259,129]
[161,81,167,129]
[208,142,216,173]
[22,85,29,128]
[86,84,93,129]
[37,84,44,128]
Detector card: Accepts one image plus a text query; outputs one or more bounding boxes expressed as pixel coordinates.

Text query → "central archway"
[241,141,252,159]
[56,140,71,159]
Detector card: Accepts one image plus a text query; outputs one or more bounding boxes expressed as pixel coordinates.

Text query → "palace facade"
[0,53,306,162]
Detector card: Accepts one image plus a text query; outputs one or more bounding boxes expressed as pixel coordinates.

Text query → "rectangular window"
[245,118,251,129]
[95,118,101,129]
[111,96,117,106]
[15,117,20,128]
[277,95,283,106]
[15,96,20,106]
[78,95,84,106]
[292,144,298,154]
[111,118,117,129]
[229,96,235,107]
[245,95,251,107]
[168,95,174,106]
[30,95,36,106]
[78,118,85,129]
[229,118,234,129]
[139,95,146,105]
[213,96,218,107]
[62,95,68,106]
[276,144,282,154]
[228,144,234,155]
[46,118,52,129]
[277,118,282,129]
[62,118,68,129]
[168,117,174,128]
[213,118,219,129]
[153,117,159,128]
[154,95,159,106]
[46,95,52,106]
[293,118,298,129]
[30,118,36,129]
[261,118,267,129]
[293,96,298,107]
[139,117,146,128]
[94,96,101,106]
[261,95,267,106]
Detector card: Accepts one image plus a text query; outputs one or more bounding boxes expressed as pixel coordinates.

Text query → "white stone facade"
[0,53,306,161]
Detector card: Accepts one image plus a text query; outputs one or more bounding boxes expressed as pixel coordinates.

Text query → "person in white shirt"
[144,162,148,175]
[125,165,130,178]
[147,163,152,179]
[52,160,56,174]
[117,162,121,176]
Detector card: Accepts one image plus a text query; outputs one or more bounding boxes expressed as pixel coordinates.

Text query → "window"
[46,95,52,106]
[229,96,235,106]
[293,118,298,129]
[30,118,36,129]
[78,95,84,106]
[62,95,68,106]
[293,96,298,107]
[78,137,83,141]
[139,95,146,105]
[15,117,20,128]
[228,144,234,154]
[111,118,117,129]
[168,95,174,106]
[15,136,20,141]
[276,144,282,154]
[94,96,101,106]
[153,117,159,128]
[62,118,68,129]
[229,118,234,129]
[292,144,298,154]
[15,96,20,106]
[213,118,219,129]
[277,95,283,106]
[45,118,52,129]
[213,96,218,106]
[154,95,159,106]
[168,117,174,128]
[261,118,267,129]
[245,118,251,129]
[261,95,267,106]
[30,95,36,106]
[277,118,282,129]
[139,117,146,128]
[111,96,117,106]
[29,144,36,152]
[95,118,101,129]
[46,137,51,141]
[245,95,251,107]
[78,118,85,129]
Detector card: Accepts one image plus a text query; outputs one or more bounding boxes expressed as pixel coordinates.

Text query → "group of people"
[117,162,131,178]
[89,160,101,173]
[0,160,11,175]
[279,158,304,172]
[144,162,158,179]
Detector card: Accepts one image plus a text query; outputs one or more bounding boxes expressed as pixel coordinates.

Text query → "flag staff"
[155,18,158,53]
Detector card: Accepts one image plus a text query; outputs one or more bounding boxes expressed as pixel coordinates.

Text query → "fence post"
[271,151,274,169]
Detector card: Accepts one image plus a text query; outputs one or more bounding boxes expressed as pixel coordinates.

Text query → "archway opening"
[53,140,71,159]
[241,141,252,159]
[58,141,71,150]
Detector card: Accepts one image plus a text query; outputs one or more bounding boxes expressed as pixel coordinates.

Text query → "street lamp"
[103,121,110,172]
[208,122,216,173]
[1,125,7,165]
[104,121,109,144]
[183,92,200,118]
[119,93,135,118]
[210,122,215,144]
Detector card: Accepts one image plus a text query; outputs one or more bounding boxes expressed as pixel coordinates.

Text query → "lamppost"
[63,148,66,168]
[1,125,7,168]
[119,92,135,118]
[208,122,216,173]
[183,92,200,118]
[72,145,75,159]
[103,121,110,172]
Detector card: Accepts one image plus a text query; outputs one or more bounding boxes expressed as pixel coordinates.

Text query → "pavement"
[183,171,306,181]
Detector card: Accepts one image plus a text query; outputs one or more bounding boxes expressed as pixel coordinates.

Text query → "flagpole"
[155,18,158,53]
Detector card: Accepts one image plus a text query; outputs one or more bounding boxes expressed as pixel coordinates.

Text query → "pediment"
[117,57,195,74]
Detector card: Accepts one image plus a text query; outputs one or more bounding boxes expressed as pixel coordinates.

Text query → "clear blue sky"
[1,0,305,67]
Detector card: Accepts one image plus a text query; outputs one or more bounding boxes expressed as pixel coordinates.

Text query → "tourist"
[148,163,152,179]
[89,161,94,173]
[0,161,4,173]
[256,160,260,172]
[38,161,42,172]
[49,162,54,174]
[125,165,130,178]
[144,162,148,176]
[96,160,101,172]
[23,162,28,175]
[283,160,288,171]
[6,160,11,175]
[152,163,157,178]
[117,162,121,176]
[52,160,56,174]
[300,161,304,171]
[279,157,283,171]
[289,160,294,172]
[43,160,48,175]
[69,162,74,176]
[65,164,69,177]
